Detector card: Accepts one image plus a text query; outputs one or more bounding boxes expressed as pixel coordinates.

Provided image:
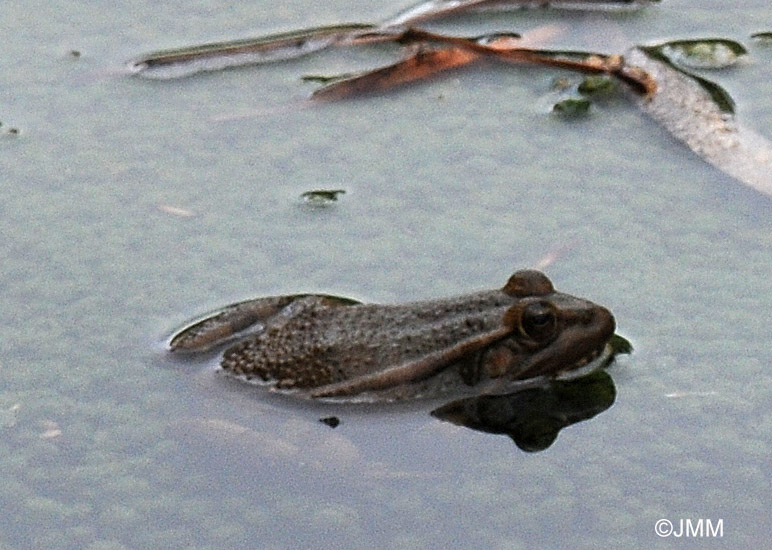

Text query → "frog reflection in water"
[169,270,615,402]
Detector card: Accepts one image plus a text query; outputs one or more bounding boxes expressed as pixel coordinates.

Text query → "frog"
[169,270,615,402]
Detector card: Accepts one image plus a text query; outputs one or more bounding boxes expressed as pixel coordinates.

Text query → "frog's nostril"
[572,308,595,325]
[595,306,616,335]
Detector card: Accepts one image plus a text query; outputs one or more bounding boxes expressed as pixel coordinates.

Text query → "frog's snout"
[591,305,616,340]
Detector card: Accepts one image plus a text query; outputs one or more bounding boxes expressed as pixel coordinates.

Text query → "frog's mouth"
[554,342,614,381]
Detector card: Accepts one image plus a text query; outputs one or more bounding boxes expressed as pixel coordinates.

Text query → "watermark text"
[655,519,723,538]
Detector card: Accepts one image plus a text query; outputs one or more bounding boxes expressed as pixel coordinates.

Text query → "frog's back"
[220,289,513,389]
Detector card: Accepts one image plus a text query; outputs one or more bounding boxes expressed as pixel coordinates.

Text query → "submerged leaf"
[652,38,747,69]
[552,96,591,116]
[638,45,736,113]
[577,74,617,95]
[547,73,616,117]
[750,32,772,43]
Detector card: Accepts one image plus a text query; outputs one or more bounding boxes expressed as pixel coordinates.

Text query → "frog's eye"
[519,302,558,342]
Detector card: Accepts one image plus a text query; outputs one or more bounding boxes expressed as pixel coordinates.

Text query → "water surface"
[1,0,770,548]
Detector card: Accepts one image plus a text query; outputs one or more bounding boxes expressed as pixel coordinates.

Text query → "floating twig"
[129,23,378,79]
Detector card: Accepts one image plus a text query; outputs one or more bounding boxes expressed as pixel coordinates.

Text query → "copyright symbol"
[655,519,673,537]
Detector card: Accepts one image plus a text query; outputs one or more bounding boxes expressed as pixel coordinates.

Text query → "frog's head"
[478,270,615,383]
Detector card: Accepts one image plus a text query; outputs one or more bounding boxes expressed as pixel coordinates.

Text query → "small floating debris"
[550,76,574,92]
[533,240,579,269]
[157,204,196,218]
[548,73,617,116]
[68,49,82,59]
[0,403,20,429]
[664,391,718,398]
[2,123,20,137]
[319,416,341,428]
[302,73,356,85]
[650,38,747,69]
[39,420,62,439]
[301,189,346,205]
[577,74,616,95]
[552,96,591,116]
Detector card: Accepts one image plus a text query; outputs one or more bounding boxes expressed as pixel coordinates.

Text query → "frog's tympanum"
[169,270,615,402]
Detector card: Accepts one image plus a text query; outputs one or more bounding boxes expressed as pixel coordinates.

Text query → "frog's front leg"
[169,294,360,353]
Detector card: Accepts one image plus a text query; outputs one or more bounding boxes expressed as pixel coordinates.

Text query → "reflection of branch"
[384,0,658,27]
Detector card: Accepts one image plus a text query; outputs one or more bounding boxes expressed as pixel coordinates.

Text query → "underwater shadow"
[431,369,616,452]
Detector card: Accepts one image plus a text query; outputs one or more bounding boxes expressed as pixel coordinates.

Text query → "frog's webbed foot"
[169,294,360,353]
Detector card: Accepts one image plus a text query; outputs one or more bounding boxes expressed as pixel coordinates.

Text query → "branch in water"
[129,23,379,79]
[128,0,660,79]
[312,29,656,101]
[627,47,772,197]
[312,46,481,101]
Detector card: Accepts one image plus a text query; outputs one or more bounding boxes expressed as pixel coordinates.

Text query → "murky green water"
[2,1,770,548]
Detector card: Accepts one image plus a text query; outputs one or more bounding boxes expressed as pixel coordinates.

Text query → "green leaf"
[609,334,633,356]
[750,32,772,43]
[552,97,591,116]
[578,74,617,95]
